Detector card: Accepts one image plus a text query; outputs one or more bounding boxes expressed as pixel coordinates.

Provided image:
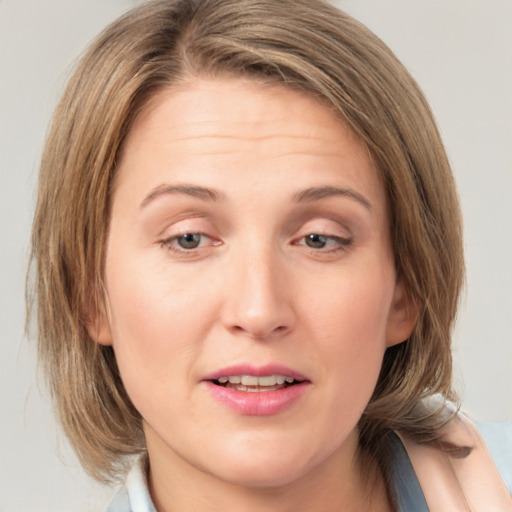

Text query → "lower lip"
[204,381,309,416]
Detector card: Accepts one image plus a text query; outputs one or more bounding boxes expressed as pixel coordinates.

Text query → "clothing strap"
[399,413,512,511]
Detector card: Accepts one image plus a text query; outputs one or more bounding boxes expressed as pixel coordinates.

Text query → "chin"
[202,441,316,489]
[213,461,309,489]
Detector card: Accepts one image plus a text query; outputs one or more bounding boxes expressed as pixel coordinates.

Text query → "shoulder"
[402,412,512,511]
[398,412,512,510]
[475,419,512,494]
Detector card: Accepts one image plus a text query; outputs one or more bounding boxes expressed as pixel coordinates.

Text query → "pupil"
[306,233,327,248]
[178,233,201,249]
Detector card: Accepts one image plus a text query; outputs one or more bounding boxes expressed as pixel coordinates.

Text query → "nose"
[220,247,295,340]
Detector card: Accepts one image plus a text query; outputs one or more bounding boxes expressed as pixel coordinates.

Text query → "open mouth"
[211,374,304,392]
[204,370,310,414]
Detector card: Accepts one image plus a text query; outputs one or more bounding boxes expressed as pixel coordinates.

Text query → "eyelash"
[295,233,353,253]
[158,233,219,253]
[158,232,353,255]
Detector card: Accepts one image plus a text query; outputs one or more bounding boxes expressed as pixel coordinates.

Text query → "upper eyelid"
[154,212,353,239]
[161,232,212,243]
[293,220,352,237]
[158,233,220,254]
[155,216,214,238]
[294,233,352,244]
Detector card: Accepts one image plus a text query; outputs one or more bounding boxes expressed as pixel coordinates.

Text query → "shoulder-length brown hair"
[30,0,464,482]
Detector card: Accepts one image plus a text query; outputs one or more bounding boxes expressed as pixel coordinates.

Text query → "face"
[94,78,415,491]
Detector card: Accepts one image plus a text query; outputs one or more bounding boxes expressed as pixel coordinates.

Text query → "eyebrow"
[140,183,372,211]
[140,184,223,208]
[293,186,373,211]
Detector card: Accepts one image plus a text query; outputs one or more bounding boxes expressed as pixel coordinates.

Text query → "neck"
[145,427,392,512]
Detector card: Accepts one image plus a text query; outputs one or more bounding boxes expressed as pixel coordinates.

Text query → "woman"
[30,0,512,510]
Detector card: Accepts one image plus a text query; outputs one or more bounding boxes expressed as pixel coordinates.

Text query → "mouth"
[210,374,305,393]
[202,365,310,415]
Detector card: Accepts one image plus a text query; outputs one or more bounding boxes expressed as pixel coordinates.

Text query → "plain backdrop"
[1,1,511,510]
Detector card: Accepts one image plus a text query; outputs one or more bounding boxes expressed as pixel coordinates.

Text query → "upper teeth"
[217,375,296,386]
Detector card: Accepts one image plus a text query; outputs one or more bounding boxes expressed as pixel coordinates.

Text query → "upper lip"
[202,364,309,382]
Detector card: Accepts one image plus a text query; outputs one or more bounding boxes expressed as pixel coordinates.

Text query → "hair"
[30,0,464,488]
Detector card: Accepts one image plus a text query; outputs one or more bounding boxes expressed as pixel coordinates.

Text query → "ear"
[386,279,419,347]
[86,291,113,346]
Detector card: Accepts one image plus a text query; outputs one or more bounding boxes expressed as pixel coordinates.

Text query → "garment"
[106,421,512,512]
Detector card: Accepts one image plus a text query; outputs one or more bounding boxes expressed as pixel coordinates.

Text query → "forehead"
[122,77,364,155]
[114,77,385,213]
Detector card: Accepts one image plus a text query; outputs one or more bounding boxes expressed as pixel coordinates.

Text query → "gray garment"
[388,432,429,511]
[106,421,512,512]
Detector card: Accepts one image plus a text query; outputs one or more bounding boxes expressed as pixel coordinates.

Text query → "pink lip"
[202,364,310,416]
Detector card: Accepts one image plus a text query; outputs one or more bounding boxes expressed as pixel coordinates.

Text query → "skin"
[91,78,417,511]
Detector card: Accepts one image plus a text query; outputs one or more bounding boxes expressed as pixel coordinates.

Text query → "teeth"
[216,374,297,386]
[241,375,259,386]
[258,375,277,386]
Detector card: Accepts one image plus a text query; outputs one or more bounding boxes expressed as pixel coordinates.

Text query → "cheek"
[106,247,209,340]
[306,267,394,344]
[304,269,394,399]
[104,256,214,409]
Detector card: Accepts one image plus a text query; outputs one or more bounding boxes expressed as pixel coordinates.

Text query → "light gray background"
[1,1,511,510]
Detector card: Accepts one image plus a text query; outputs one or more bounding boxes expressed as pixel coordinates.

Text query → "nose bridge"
[222,237,293,339]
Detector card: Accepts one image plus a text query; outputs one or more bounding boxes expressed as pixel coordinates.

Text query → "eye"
[298,233,352,252]
[176,233,202,249]
[159,232,219,252]
[305,233,330,249]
